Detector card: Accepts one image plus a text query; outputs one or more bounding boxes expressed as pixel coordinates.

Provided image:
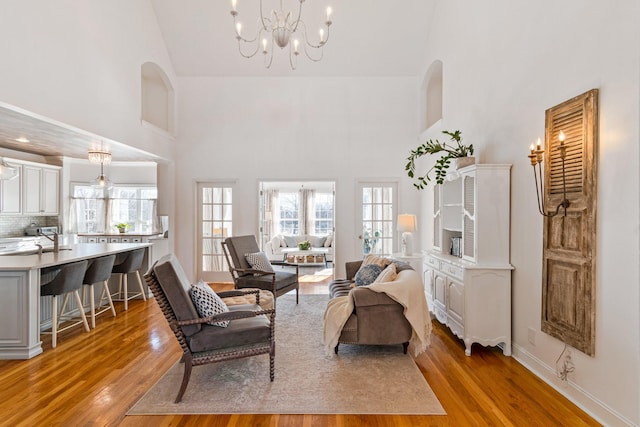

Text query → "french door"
[196,182,233,282]
[357,181,397,257]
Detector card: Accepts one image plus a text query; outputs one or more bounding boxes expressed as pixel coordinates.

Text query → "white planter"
[454,156,475,170]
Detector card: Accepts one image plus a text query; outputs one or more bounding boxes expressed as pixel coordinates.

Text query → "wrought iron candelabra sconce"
[528,131,570,217]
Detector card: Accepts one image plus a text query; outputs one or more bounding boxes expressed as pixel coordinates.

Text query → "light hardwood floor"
[0,280,600,427]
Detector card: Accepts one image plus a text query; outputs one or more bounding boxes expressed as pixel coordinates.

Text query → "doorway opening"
[259,181,336,282]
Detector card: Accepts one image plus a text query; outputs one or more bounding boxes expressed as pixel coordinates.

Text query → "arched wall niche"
[141,62,175,134]
[421,60,443,132]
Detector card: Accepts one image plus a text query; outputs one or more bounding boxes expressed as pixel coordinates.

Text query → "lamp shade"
[397,214,417,233]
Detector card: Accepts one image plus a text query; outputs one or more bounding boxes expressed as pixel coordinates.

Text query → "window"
[278,192,300,235]
[198,184,233,276]
[361,184,396,256]
[314,192,334,235]
[70,184,158,233]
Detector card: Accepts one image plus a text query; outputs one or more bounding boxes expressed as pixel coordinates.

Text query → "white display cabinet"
[424,164,513,356]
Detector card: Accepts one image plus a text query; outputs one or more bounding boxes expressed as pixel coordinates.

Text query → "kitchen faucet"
[38,231,59,253]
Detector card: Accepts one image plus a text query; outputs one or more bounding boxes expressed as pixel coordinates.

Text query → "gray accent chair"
[144,254,276,403]
[329,260,413,354]
[221,235,299,305]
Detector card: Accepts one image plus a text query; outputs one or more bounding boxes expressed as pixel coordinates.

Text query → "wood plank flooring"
[0,280,601,427]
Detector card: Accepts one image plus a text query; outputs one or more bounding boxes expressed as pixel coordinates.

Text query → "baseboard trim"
[512,343,636,427]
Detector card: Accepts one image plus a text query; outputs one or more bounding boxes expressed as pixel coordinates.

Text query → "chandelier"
[88,146,112,165]
[230,0,333,69]
[88,142,113,190]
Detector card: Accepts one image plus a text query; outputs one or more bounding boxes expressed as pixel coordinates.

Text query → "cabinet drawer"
[98,237,108,243]
[425,256,440,270]
[443,263,463,280]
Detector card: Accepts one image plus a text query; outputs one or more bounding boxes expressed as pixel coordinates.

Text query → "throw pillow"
[283,235,298,248]
[354,264,383,286]
[189,280,230,327]
[374,263,398,283]
[308,235,327,248]
[362,254,392,268]
[271,236,282,249]
[324,234,334,247]
[245,251,274,272]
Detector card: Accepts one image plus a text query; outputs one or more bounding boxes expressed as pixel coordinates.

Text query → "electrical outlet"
[528,327,536,345]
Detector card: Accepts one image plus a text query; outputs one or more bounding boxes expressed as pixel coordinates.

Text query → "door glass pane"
[361,183,396,257]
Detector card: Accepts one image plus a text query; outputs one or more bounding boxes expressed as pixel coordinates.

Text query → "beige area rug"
[128,294,445,415]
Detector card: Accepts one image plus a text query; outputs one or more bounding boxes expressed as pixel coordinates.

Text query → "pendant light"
[90,158,113,190]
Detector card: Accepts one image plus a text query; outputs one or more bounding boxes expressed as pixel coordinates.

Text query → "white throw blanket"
[322,269,432,356]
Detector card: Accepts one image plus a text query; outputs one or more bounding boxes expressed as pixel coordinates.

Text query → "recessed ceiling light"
[15,137,30,143]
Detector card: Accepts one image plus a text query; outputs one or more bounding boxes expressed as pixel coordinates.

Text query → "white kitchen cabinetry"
[0,162,22,214]
[426,164,512,356]
[22,165,60,215]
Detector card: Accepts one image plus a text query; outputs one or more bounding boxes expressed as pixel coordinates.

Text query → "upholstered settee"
[264,234,334,262]
[324,258,431,355]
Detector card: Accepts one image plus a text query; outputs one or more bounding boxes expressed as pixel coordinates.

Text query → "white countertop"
[0,243,151,271]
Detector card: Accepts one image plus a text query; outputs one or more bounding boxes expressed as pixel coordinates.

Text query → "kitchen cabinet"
[426,164,513,356]
[22,165,60,215]
[0,162,22,214]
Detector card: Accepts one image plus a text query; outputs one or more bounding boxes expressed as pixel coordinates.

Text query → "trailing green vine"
[405,130,473,189]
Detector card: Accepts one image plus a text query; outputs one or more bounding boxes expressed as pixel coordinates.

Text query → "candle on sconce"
[326,6,332,21]
[235,22,242,37]
[530,144,535,154]
[319,28,325,43]
[262,38,268,53]
[559,131,566,142]
[536,138,542,151]
[293,39,299,54]
[231,0,237,12]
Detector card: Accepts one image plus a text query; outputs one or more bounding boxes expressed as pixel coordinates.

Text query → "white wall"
[0,0,176,161]
[173,76,422,278]
[421,1,639,425]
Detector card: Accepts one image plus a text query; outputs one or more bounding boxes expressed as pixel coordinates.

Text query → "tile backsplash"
[0,216,60,238]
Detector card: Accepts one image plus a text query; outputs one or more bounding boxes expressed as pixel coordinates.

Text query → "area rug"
[128,294,445,415]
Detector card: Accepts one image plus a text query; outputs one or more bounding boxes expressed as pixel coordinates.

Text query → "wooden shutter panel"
[541,89,598,356]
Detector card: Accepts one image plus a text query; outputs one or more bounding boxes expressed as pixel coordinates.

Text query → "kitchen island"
[0,243,152,360]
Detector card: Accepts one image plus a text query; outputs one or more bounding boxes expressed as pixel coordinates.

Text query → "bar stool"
[111,248,146,310]
[82,255,117,328]
[40,260,90,348]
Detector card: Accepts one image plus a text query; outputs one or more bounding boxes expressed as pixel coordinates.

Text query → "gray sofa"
[328,260,414,354]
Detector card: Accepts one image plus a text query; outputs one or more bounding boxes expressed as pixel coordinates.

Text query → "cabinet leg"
[503,342,512,356]
[464,339,472,356]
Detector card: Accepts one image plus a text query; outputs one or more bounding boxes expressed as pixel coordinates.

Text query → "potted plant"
[298,240,311,250]
[115,223,129,234]
[405,130,474,189]
[362,228,381,255]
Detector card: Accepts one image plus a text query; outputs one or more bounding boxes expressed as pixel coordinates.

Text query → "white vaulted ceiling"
[151,0,436,77]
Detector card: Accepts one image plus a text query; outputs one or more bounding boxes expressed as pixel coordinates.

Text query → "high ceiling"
[0,1,435,162]
[151,0,436,77]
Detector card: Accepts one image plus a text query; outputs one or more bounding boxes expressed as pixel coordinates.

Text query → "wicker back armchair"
[144,254,275,403]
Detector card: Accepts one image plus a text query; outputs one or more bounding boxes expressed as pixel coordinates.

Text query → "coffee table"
[281,247,328,266]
